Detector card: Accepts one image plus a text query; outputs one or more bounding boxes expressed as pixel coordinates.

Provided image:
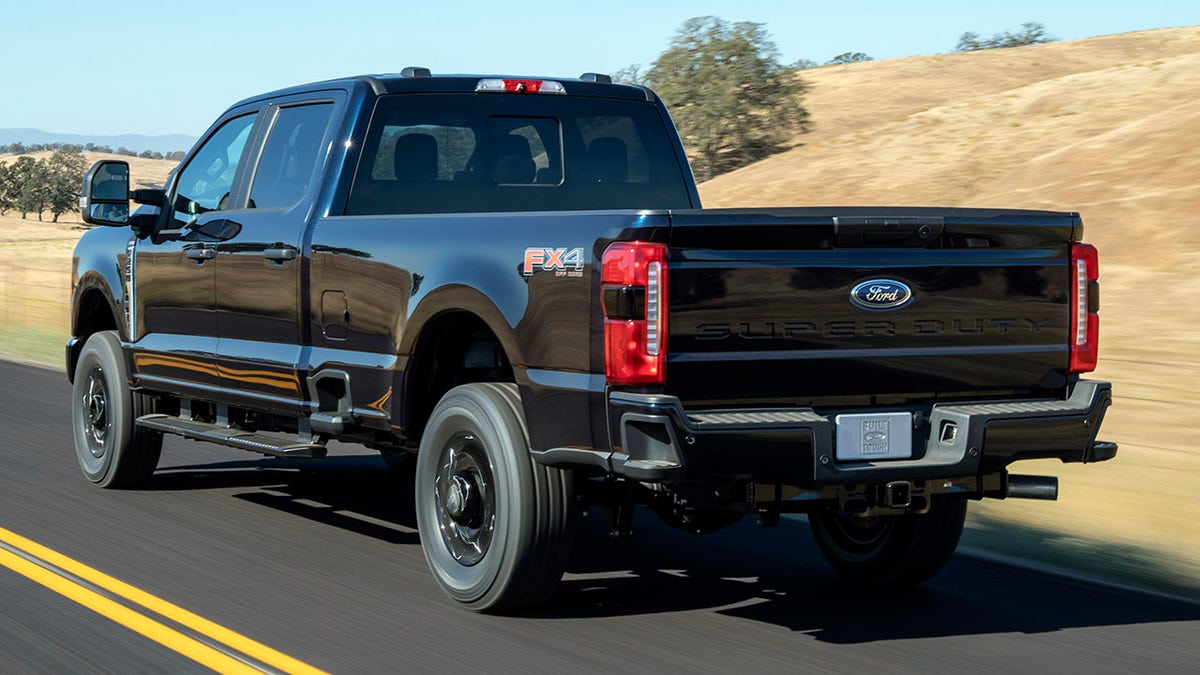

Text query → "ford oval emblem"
[850,279,913,311]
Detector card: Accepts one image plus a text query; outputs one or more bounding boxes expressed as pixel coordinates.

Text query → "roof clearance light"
[475,79,566,94]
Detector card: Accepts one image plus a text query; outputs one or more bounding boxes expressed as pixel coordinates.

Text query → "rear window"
[346,93,692,215]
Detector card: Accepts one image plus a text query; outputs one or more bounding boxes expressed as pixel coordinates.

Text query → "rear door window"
[249,102,335,209]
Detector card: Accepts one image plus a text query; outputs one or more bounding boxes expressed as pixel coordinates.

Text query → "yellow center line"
[0,547,257,673]
[0,526,328,675]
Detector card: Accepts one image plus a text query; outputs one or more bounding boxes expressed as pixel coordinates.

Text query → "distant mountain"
[0,128,196,154]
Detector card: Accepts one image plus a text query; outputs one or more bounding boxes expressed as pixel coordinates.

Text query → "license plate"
[835,412,913,461]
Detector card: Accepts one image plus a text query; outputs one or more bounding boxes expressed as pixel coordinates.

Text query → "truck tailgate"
[665,207,1079,406]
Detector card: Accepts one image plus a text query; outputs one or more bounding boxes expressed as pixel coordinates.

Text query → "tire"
[71,331,162,488]
[809,495,967,586]
[415,383,573,612]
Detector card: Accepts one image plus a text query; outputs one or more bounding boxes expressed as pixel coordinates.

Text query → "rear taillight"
[602,242,667,385]
[1070,242,1100,373]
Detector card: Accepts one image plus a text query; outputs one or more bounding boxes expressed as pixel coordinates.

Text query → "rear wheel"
[809,496,967,585]
[71,331,162,488]
[415,383,573,612]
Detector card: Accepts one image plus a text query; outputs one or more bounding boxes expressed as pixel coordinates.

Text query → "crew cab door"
[211,97,339,415]
[131,110,260,397]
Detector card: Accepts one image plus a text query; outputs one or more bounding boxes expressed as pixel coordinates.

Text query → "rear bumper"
[571,380,1114,484]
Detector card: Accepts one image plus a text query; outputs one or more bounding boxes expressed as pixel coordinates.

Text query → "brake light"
[602,242,667,385]
[475,79,567,94]
[1070,242,1100,373]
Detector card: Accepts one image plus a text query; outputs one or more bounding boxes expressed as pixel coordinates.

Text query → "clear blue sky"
[1,0,1195,137]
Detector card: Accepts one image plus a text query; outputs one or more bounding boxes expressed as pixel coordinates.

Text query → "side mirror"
[80,161,131,226]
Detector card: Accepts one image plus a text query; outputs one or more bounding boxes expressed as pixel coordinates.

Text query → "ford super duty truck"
[70,68,1116,611]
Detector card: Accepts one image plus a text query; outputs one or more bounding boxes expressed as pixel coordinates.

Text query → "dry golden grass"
[0,154,177,364]
[0,214,89,366]
[702,26,1200,583]
[703,27,1200,268]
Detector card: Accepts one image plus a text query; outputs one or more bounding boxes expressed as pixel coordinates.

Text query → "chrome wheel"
[433,433,495,566]
[82,366,110,459]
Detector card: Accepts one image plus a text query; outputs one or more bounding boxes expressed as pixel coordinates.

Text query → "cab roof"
[231,69,655,108]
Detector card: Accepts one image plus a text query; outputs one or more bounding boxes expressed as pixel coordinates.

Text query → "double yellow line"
[0,525,327,674]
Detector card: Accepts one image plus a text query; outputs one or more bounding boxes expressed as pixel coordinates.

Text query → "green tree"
[0,162,14,215]
[1004,21,1054,47]
[15,157,51,220]
[826,52,873,65]
[8,156,39,219]
[46,149,89,222]
[639,16,810,181]
[956,31,984,52]
[612,64,643,85]
[956,22,1056,51]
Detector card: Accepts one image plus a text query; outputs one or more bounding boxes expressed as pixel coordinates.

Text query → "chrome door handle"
[263,247,297,262]
[185,246,216,261]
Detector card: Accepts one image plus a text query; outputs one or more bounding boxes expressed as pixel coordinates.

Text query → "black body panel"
[307,210,669,449]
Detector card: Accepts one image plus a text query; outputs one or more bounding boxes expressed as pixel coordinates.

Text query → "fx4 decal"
[523,247,585,277]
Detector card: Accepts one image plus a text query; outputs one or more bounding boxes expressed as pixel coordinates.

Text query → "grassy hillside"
[701,25,1200,268]
[702,26,1200,591]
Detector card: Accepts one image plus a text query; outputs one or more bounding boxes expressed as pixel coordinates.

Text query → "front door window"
[171,114,257,227]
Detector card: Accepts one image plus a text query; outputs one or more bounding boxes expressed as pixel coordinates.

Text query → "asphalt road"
[1,358,1196,674]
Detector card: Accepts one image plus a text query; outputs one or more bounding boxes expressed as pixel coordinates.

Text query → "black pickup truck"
[70,68,1115,611]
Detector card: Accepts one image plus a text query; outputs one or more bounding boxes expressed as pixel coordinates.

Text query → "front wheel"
[809,495,967,586]
[71,331,162,488]
[414,383,573,612]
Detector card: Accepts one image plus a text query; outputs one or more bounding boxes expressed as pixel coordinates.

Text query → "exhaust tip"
[1007,475,1059,500]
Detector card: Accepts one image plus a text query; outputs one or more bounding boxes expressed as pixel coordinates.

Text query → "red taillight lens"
[1070,242,1099,373]
[474,79,567,94]
[602,242,667,385]
[504,79,542,93]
